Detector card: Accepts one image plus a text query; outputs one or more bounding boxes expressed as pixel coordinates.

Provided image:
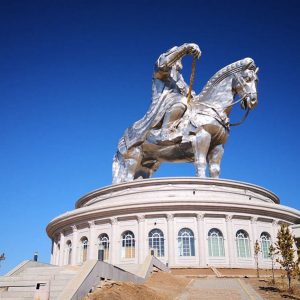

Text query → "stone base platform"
[46,177,300,269]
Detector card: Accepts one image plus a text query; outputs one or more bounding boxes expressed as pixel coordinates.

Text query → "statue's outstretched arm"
[157,43,201,70]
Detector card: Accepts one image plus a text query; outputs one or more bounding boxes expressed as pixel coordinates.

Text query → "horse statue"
[112,55,258,184]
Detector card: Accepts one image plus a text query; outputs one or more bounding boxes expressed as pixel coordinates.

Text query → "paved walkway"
[177,278,264,300]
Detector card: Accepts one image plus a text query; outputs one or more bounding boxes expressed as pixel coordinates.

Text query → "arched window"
[98,233,109,261]
[178,228,195,256]
[236,230,251,258]
[208,228,225,257]
[121,231,135,259]
[80,237,88,263]
[148,229,164,257]
[66,240,72,265]
[260,232,271,259]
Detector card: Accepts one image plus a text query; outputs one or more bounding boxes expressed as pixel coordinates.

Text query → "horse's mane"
[198,57,256,99]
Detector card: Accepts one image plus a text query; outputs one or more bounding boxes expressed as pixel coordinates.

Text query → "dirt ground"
[219,268,285,277]
[83,271,190,300]
[84,270,300,300]
[171,268,215,276]
[246,277,300,300]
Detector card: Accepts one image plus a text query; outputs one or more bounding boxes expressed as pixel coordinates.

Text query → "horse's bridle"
[188,70,257,129]
[192,92,250,130]
[227,72,257,127]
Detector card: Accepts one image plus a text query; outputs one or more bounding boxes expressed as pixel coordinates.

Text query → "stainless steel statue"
[113,43,258,184]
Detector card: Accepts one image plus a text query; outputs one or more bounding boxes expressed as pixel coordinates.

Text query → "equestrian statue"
[112,43,258,184]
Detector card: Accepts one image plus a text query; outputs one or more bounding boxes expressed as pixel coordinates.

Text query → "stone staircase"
[0,256,169,299]
[0,262,80,299]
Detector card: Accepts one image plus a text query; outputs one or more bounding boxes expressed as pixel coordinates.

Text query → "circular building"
[46,177,300,269]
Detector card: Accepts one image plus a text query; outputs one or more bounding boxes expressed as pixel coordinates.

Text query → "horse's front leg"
[207,144,224,178]
[192,128,211,177]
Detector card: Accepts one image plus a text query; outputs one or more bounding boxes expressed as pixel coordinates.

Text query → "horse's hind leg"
[134,160,160,180]
[147,160,160,178]
[124,146,142,182]
[112,152,123,184]
[192,128,211,177]
[208,144,224,178]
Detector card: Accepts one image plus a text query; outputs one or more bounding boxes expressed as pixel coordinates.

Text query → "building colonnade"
[51,213,278,269]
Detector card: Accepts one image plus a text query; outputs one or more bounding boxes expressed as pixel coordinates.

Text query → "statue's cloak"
[123,71,187,150]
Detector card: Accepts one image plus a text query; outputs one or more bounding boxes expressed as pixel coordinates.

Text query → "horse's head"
[233,59,259,110]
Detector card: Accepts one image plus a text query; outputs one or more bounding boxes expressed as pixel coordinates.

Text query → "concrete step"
[22,266,60,271]
[7,286,36,292]
[21,268,62,275]
[50,291,60,299]
[0,273,75,284]
[0,271,77,299]
[0,279,46,286]
[0,289,61,299]
[50,278,73,285]
[59,270,78,274]
[49,283,73,292]
[0,290,34,298]
[0,298,32,300]
[0,263,83,300]
[6,279,71,291]
[0,275,51,281]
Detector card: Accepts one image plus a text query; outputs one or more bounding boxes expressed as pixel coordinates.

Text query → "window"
[208,228,225,257]
[66,240,72,265]
[121,231,135,259]
[178,228,195,256]
[99,233,109,261]
[148,229,164,257]
[236,230,251,258]
[260,232,271,259]
[80,237,88,263]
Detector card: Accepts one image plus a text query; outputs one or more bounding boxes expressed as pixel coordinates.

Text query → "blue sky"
[0,0,299,274]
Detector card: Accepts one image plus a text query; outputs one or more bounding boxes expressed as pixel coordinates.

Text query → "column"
[197,214,206,267]
[167,214,175,267]
[88,221,96,259]
[251,217,258,241]
[225,215,234,267]
[272,219,278,242]
[52,239,58,265]
[250,217,258,268]
[71,225,78,265]
[138,215,146,263]
[50,239,54,264]
[110,217,118,265]
[59,231,65,266]
[53,234,60,265]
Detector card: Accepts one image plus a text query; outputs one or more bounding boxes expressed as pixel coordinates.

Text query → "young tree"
[296,245,300,280]
[269,244,276,284]
[276,224,295,291]
[254,240,260,278]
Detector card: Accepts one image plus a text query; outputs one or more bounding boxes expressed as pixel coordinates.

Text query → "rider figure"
[153,43,201,142]
[122,43,201,151]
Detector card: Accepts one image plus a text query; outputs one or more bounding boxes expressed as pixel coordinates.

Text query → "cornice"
[46,198,299,238]
[75,177,279,208]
